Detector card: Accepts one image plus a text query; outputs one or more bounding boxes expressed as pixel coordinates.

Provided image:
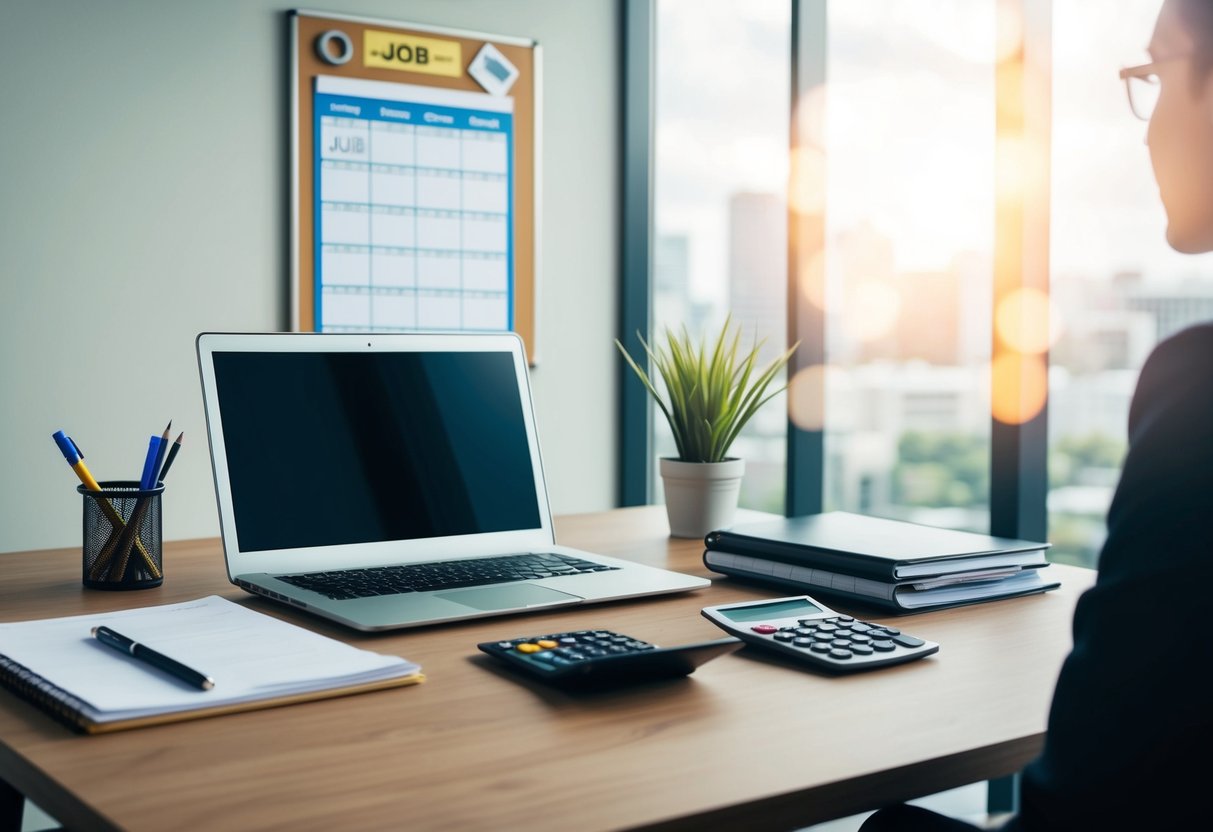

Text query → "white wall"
[0,0,620,552]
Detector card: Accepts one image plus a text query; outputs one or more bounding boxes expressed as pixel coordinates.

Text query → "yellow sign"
[364,30,462,77]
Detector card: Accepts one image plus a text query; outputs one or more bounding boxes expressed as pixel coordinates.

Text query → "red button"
[751,624,778,634]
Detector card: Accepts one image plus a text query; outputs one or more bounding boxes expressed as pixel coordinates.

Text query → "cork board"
[291,10,539,362]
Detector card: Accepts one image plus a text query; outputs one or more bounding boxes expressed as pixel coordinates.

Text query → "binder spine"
[0,654,92,734]
[704,533,893,580]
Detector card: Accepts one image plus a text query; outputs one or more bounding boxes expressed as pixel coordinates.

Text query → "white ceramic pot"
[659,457,745,539]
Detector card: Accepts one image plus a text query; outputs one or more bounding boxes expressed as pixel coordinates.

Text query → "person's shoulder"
[1147,321,1213,363]
[1138,322,1213,386]
[1129,321,1213,436]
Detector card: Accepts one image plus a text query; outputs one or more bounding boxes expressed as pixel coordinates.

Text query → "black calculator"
[701,595,938,672]
[477,629,742,689]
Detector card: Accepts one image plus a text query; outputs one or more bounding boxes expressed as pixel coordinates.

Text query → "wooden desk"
[0,507,1092,831]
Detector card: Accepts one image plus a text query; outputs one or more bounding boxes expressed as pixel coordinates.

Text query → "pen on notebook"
[157,431,184,482]
[91,626,215,691]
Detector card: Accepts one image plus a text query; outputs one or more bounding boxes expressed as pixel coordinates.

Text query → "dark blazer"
[1010,322,1213,829]
[863,324,1213,832]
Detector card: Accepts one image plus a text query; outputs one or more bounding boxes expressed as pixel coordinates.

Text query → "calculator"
[477,629,742,689]
[701,595,938,672]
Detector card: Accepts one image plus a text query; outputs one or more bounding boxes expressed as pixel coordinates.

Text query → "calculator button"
[850,644,874,655]
[816,623,838,633]
[829,648,853,660]
[798,618,819,626]
[537,640,558,649]
[496,641,515,649]
[626,640,652,650]
[836,616,854,623]
[850,623,873,633]
[810,642,832,653]
[812,631,834,642]
[833,628,854,637]
[516,643,541,653]
[531,652,557,663]
[779,626,799,633]
[774,632,794,642]
[892,634,926,648]
[792,637,815,648]
[550,656,574,666]
[751,624,778,634]
[559,637,578,644]
[878,626,901,636]
[871,640,896,652]
[794,628,815,637]
[851,634,872,644]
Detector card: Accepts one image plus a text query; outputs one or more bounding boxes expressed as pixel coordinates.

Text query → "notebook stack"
[703,512,1059,614]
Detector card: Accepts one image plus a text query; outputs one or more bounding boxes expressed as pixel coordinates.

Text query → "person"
[861,1,1213,829]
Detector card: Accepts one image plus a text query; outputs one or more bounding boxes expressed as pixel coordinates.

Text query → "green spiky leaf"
[615,316,800,463]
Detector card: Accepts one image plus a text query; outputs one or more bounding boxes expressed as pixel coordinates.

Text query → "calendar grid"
[313,83,514,333]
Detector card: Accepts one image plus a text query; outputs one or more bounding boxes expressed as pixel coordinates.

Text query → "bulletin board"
[291,10,540,363]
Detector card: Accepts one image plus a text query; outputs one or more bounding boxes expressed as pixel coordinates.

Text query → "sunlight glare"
[798,249,827,310]
[845,280,901,343]
[995,0,1024,63]
[995,287,1060,354]
[991,351,1047,425]
[789,144,826,217]
[789,364,829,432]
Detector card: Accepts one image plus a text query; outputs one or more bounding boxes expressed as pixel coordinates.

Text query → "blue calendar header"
[315,93,513,134]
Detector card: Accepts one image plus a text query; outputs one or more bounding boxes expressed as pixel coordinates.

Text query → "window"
[652,0,793,512]
[631,0,1208,567]
[820,1,996,533]
[1048,0,1213,566]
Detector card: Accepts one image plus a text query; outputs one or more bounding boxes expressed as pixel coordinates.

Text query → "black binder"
[703,512,1058,613]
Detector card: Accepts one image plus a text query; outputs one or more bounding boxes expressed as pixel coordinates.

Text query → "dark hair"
[1175,0,1213,80]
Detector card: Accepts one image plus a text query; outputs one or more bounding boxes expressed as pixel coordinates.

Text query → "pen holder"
[79,481,164,590]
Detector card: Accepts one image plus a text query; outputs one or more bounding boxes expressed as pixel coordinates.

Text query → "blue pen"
[139,435,163,490]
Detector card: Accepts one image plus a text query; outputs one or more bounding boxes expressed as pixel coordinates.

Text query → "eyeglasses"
[1120,62,1162,121]
[1119,56,1190,121]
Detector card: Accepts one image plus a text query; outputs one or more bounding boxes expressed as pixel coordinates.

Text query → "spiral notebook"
[0,596,423,734]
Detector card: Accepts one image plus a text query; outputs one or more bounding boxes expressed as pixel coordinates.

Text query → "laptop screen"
[211,350,543,553]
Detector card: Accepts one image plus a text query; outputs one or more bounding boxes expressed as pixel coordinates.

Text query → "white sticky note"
[468,43,519,96]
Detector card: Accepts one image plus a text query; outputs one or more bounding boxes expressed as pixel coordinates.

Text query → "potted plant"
[616,318,796,538]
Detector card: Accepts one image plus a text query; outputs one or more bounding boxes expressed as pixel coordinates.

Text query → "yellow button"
[536,640,558,649]
[516,643,541,653]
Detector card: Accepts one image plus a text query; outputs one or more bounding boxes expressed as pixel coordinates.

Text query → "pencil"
[147,421,172,488]
[158,431,184,481]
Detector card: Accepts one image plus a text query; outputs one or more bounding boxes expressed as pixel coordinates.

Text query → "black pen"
[91,626,215,691]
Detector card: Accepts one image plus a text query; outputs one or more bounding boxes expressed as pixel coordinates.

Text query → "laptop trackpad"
[438,583,582,611]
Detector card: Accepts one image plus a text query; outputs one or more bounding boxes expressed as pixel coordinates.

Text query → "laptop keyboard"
[278,553,620,601]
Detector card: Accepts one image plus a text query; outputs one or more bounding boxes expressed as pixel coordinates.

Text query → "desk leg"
[0,776,24,832]
[987,773,1020,814]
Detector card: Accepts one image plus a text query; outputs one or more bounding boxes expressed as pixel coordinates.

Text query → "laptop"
[196,332,709,631]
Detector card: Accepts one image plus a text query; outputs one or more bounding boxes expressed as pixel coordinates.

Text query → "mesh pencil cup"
[79,480,164,590]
